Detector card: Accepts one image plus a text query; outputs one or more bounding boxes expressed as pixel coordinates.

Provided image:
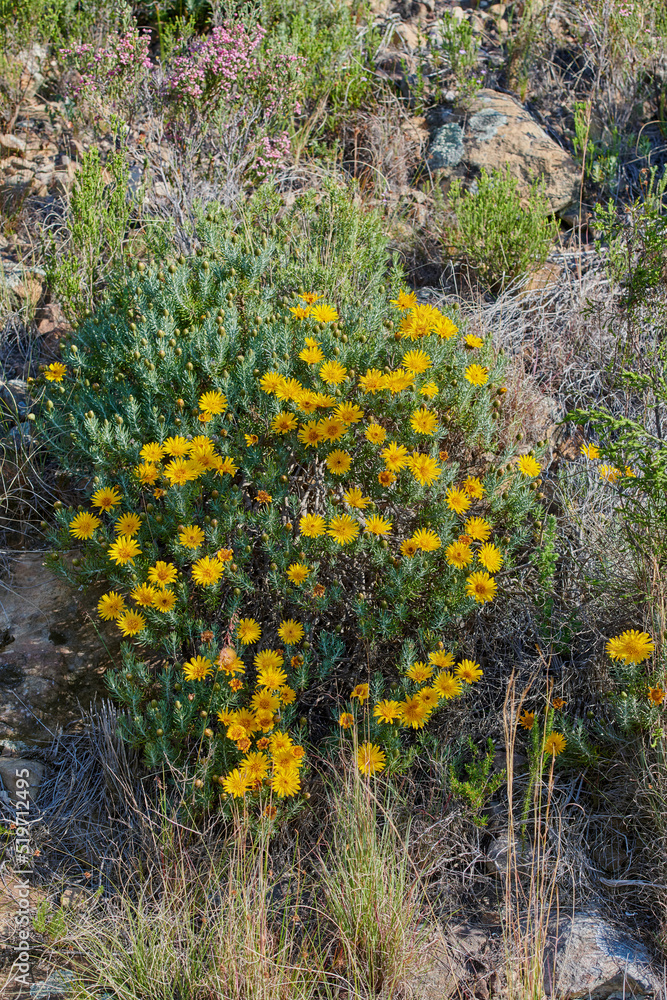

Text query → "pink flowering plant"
[60,19,304,175]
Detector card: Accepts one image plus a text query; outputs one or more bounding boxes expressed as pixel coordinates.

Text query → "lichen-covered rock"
[426,89,580,215]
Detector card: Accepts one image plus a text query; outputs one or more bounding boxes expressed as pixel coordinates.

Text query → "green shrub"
[46,143,133,323]
[447,165,559,291]
[35,190,542,814]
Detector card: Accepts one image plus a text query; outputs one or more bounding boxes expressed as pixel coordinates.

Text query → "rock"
[60,885,96,911]
[390,21,423,50]
[0,135,27,156]
[0,553,120,740]
[545,910,663,998]
[521,262,563,293]
[0,756,44,803]
[425,89,580,215]
[485,829,538,877]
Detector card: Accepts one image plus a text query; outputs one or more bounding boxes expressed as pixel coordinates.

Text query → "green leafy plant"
[447,166,559,292]
[427,11,480,103]
[449,736,504,827]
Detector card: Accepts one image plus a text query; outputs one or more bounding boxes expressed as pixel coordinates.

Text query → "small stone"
[60,885,95,910]
[0,757,44,803]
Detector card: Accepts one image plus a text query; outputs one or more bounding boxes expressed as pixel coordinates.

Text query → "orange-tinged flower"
[648,685,665,707]
[519,711,535,730]
[351,683,370,704]
[339,712,355,728]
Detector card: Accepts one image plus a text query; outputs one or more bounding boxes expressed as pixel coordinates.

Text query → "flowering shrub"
[60,24,153,121]
[37,227,543,812]
[60,19,303,173]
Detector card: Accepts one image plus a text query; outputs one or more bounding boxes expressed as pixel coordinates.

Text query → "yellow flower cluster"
[341,652,484,774]
[55,286,527,804]
[579,441,636,482]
